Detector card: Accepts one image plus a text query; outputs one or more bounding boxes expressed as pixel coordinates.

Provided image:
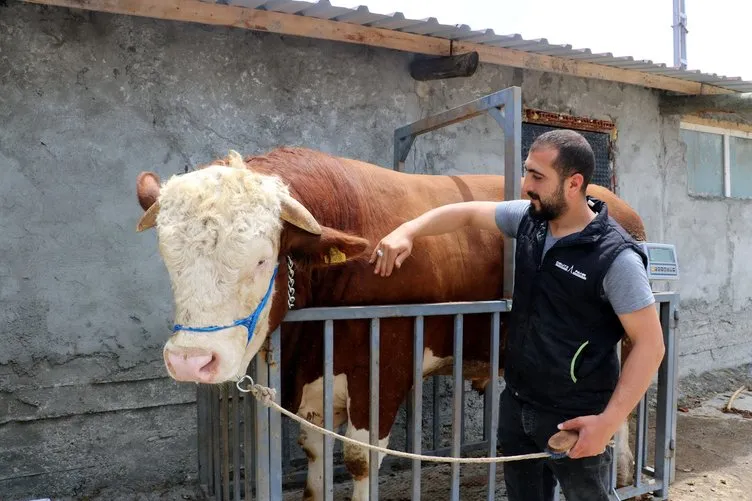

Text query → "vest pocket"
[569,340,590,383]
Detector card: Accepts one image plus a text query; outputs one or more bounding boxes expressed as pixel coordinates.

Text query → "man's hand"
[556,414,620,459]
[369,223,415,277]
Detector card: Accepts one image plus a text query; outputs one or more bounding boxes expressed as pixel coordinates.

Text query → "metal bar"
[724,134,731,197]
[232,384,241,501]
[212,385,221,498]
[393,134,415,172]
[673,0,687,69]
[411,316,424,501]
[502,86,522,298]
[244,378,253,501]
[197,386,209,490]
[669,297,680,484]
[323,320,335,501]
[450,314,464,501]
[255,353,271,501]
[284,300,510,322]
[394,89,511,144]
[369,318,380,499]
[269,328,283,500]
[433,376,440,450]
[221,384,230,501]
[653,300,675,500]
[486,312,500,501]
[634,394,647,487]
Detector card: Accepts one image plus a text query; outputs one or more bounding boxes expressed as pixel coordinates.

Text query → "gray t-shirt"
[495,200,655,315]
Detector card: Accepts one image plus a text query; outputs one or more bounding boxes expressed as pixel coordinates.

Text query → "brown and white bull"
[135,147,645,500]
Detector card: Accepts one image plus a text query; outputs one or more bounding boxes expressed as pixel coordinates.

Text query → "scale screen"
[641,243,679,280]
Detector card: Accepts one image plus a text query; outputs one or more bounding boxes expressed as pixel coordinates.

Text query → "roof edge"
[22,0,739,95]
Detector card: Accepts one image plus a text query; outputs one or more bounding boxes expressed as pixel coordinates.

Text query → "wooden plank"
[23,0,735,95]
[661,92,752,114]
[681,114,752,135]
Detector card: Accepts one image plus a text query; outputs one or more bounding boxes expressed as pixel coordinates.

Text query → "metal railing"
[196,292,678,501]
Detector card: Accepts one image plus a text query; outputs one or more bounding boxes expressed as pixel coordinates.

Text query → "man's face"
[522,147,568,221]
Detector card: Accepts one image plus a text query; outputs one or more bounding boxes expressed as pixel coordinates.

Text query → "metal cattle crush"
[194,88,681,500]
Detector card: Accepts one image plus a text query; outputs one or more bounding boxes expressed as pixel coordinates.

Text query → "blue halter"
[172,266,279,346]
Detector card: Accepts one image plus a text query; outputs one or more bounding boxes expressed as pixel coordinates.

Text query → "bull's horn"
[137,201,160,232]
[280,195,322,235]
[228,150,245,169]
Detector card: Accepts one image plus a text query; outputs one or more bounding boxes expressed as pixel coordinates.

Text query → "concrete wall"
[2,3,750,499]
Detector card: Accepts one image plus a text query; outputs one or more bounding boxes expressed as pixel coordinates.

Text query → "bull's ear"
[136,171,161,232]
[282,226,370,267]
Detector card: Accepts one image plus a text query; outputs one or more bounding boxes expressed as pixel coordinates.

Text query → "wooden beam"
[23,0,735,96]
[661,92,752,114]
[409,52,479,81]
[680,115,752,135]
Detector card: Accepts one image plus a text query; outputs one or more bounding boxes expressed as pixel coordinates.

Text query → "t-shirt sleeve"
[603,248,655,314]
[494,200,531,238]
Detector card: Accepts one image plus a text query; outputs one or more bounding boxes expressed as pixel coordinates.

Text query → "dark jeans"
[497,387,613,501]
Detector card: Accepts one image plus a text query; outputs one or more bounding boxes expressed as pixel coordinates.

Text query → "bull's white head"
[135,150,368,384]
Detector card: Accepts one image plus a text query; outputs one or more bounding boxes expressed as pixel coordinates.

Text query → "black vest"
[504,197,648,416]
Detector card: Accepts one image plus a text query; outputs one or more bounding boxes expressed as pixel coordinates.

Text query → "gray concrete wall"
[2,3,750,499]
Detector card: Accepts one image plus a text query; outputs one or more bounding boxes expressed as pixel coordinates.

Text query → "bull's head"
[135,150,368,384]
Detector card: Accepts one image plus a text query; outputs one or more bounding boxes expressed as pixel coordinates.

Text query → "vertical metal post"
[486,312,501,500]
[432,375,440,450]
[369,318,380,499]
[410,316,425,500]
[197,386,210,493]
[232,384,241,501]
[212,385,221,498]
[654,299,676,500]
[668,297,680,483]
[243,378,253,501]
[323,320,335,501]
[673,0,688,69]
[269,329,283,500]
[254,351,270,501]
[502,86,522,298]
[221,384,230,501]
[450,314,464,501]
[634,394,648,487]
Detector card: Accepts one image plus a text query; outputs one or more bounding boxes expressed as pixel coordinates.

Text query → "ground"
[40,364,752,501]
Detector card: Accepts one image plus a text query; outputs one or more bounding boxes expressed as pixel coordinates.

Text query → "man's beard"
[528,182,566,220]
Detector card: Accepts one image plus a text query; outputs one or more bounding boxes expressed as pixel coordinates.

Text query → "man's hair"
[530,129,595,192]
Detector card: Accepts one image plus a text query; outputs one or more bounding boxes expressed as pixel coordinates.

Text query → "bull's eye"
[257,259,266,267]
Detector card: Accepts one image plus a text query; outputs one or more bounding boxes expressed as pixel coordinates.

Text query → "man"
[369,129,665,500]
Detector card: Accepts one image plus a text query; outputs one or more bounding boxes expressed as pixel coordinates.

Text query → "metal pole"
[673,0,687,69]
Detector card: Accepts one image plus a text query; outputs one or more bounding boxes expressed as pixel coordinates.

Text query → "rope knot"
[236,375,277,406]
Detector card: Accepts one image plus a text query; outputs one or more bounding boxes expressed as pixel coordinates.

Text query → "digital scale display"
[641,243,679,280]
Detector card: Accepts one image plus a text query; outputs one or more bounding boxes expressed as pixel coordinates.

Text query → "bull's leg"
[615,418,634,488]
[296,375,349,501]
[342,396,391,501]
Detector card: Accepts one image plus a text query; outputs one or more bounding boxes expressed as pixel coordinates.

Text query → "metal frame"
[197,293,679,501]
[393,87,522,299]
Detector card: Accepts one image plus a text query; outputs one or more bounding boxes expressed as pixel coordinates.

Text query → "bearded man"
[369,129,665,501]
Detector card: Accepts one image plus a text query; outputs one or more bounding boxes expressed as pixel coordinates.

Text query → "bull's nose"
[164,347,218,383]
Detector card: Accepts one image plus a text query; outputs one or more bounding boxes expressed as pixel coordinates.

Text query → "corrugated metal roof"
[202,0,752,93]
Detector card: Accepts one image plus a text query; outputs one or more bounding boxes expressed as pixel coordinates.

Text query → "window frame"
[680,121,752,199]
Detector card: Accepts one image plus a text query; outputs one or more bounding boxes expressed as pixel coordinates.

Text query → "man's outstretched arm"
[369,201,500,277]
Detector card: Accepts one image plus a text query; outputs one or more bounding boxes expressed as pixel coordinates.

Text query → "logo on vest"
[555,260,587,281]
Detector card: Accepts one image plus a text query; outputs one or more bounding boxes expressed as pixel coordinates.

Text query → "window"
[521,113,614,190]
[680,122,752,199]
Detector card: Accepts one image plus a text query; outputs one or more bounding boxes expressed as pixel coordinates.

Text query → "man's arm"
[369,200,530,277]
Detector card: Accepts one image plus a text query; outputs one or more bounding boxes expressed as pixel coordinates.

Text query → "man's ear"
[281,225,370,268]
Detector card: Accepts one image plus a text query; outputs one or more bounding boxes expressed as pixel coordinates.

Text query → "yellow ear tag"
[325,247,347,264]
